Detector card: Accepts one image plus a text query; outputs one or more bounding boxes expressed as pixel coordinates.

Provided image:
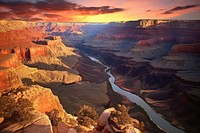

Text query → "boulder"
[95,106,143,133]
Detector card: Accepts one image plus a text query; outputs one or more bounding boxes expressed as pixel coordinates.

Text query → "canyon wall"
[1,19,199,132]
[72,20,200,133]
[0,20,144,133]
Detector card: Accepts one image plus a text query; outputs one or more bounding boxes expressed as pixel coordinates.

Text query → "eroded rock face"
[0,68,22,95]
[0,53,20,68]
[95,107,143,133]
[22,85,64,114]
[0,20,48,60]
[170,44,200,54]
[0,85,77,133]
[3,112,53,133]
[72,20,200,132]
[0,53,23,95]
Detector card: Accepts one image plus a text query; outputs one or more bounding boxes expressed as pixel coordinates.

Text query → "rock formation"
[72,20,200,133]
[0,68,22,95]
[95,106,144,133]
[0,20,144,133]
[2,19,200,132]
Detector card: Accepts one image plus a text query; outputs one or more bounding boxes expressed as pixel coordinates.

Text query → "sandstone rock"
[98,107,115,127]
[19,85,66,120]
[170,44,200,54]
[67,128,77,133]
[0,53,20,68]
[101,123,115,133]
[0,68,22,95]
[0,48,13,54]
[29,46,48,59]
[0,117,4,124]
[95,107,143,133]
[54,36,61,40]
[139,19,157,28]
[1,112,53,133]
[0,20,29,32]
[53,122,69,133]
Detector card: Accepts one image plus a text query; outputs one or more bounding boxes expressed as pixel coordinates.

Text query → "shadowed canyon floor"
[0,20,200,133]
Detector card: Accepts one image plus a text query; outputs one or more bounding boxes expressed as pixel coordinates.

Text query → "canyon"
[0,20,144,133]
[0,19,199,133]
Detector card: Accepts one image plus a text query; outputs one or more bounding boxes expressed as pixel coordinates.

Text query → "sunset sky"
[0,0,200,22]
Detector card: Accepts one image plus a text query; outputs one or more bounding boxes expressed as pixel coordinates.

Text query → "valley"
[0,20,200,133]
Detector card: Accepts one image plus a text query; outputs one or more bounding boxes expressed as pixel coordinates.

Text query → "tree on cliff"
[0,96,34,122]
[46,109,62,126]
[77,105,98,127]
[110,104,144,132]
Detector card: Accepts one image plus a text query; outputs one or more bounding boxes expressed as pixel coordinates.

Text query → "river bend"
[88,56,185,133]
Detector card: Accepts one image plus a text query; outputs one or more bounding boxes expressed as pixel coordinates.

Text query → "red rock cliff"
[0,68,22,94]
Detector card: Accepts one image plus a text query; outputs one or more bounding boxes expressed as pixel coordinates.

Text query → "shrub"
[0,96,34,122]
[46,109,62,126]
[77,105,98,127]
[110,104,132,126]
[110,104,144,131]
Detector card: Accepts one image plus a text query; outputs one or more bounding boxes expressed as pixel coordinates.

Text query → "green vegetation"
[46,109,62,126]
[0,96,34,122]
[77,105,98,127]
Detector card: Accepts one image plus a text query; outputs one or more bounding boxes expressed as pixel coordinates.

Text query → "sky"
[0,0,200,22]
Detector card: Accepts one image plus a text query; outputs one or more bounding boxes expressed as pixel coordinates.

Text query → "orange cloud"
[0,0,124,22]
[0,0,199,22]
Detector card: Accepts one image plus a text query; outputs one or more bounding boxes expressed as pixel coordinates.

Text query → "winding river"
[88,56,185,133]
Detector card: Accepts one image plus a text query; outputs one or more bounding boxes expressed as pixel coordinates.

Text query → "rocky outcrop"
[0,84,143,133]
[0,20,48,60]
[170,44,200,54]
[0,68,22,95]
[74,21,200,132]
[20,85,66,117]
[1,112,53,133]
[29,46,49,59]
[138,19,200,28]
[0,20,147,133]
[0,20,34,32]
[0,53,23,95]
[0,53,20,68]
[95,107,143,133]
[0,85,78,133]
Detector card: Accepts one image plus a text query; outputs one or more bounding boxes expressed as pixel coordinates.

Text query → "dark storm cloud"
[0,0,124,21]
[163,4,199,14]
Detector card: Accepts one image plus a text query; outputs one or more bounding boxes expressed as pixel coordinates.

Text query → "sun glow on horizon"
[82,13,136,22]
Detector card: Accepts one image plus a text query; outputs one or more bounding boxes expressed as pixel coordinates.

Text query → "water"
[88,56,185,133]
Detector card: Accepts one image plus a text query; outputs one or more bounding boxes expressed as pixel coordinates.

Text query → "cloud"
[0,12,13,19]
[29,17,44,21]
[0,0,124,21]
[79,6,124,15]
[146,10,151,12]
[163,5,199,14]
[43,13,62,18]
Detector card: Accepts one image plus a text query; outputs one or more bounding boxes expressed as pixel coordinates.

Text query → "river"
[88,56,185,133]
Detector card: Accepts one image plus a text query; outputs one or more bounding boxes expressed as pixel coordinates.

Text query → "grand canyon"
[0,0,200,133]
[0,19,199,133]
